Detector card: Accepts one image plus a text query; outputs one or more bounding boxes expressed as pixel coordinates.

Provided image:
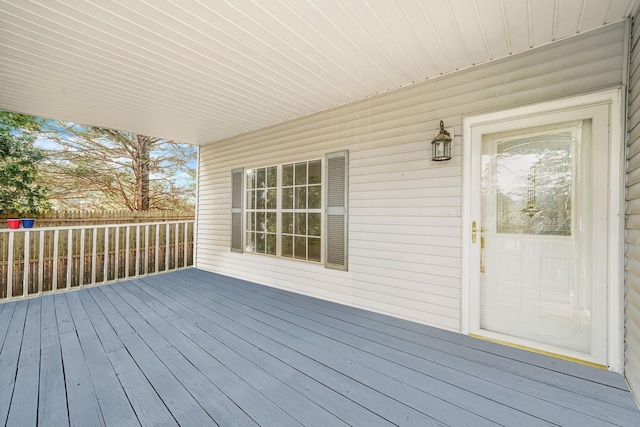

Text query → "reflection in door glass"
[495,133,573,235]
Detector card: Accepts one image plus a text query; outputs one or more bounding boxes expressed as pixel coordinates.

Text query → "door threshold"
[469,333,606,370]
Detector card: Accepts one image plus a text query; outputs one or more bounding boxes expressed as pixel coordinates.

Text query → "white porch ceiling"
[0,0,637,145]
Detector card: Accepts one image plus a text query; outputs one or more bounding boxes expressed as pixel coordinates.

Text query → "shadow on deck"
[0,268,638,426]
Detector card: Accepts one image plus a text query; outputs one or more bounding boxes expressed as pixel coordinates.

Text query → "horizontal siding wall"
[627,11,640,405]
[197,22,626,331]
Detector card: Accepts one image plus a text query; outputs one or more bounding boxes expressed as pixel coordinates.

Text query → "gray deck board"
[38,295,69,426]
[140,274,507,426]
[107,283,259,427]
[188,270,637,398]
[64,291,139,427]
[181,270,638,425]
[116,281,350,426]
[0,268,638,426]
[126,279,417,427]
[0,300,28,426]
[6,299,40,427]
[229,270,630,389]
[169,272,599,426]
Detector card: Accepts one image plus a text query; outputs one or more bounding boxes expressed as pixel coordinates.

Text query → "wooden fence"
[0,220,195,301]
[1,209,195,228]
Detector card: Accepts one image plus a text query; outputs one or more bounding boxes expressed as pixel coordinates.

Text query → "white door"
[467,102,613,366]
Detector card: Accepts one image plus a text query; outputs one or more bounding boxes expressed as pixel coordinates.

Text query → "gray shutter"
[231,168,244,252]
[325,150,348,270]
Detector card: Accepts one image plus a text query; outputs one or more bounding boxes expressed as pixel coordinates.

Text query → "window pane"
[266,234,277,255]
[295,213,306,235]
[308,160,321,184]
[282,213,293,234]
[295,162,307,185]
[256,189,266,209]
[308,185,321,209]
[295,236,306,259]
[256,233,265,253]
[246,190,255,210]
[267,188,277,209]
[267,166,277,188]
[282,235,293,257]
[295,187,306,209]
[308,238,321,262]
[282,188,293,209]
[308,213,321,236]
[257,168,266,188]
[256,212,266,232]
[247,212,255,232]
[267,212,277,233]
[246,169,255,189]
[246,232,255,252]
[283,164,294,186]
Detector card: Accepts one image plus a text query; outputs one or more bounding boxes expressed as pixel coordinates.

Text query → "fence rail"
[0,220,195,301]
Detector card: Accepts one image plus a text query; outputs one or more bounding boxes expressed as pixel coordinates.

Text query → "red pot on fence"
[6,219,21,229]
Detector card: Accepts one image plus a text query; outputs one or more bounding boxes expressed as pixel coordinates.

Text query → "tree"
[0,112,50,215]
[42,123,196,211]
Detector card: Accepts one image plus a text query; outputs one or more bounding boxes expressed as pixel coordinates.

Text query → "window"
[245,166,277,255]
[244,160,321,262]
[281,160,322,261]
[231,150,348,270]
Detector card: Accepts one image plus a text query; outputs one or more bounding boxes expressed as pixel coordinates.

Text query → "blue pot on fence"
[21,218,35,228]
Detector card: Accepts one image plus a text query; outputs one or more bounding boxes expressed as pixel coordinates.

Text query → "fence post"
[7,232,14,299]
[174,223,179,270]
[104,227,109,282]
[155,225,160,273]
[92,228,97,285]
[125,225,130,279]
[145,225,150,275]
[79,228,85,286]
[114,226,120,280]
[183,222,188,268]
[66,229,72,290]
[38,230,44,293]
[52,229,59,291]
[23,231,30,297]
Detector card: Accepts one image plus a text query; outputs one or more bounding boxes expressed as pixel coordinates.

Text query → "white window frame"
[243,158,324,263]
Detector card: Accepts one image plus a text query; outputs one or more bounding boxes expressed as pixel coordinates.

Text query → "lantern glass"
[431,120,452,161]
[432,139,451,161]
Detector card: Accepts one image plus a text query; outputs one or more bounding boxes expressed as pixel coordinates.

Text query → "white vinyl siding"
[626,13,640,404]
[197,22,626,331]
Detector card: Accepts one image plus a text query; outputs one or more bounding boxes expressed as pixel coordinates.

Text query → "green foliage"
[42,122,196,211]
[0,112,50,216]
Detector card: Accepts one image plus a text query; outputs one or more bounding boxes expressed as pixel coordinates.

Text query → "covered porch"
[1,269,638,426]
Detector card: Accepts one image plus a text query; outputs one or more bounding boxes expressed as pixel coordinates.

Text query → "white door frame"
[461,88,625,372]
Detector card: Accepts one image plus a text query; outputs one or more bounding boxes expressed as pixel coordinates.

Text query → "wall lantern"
[431,120,452,161]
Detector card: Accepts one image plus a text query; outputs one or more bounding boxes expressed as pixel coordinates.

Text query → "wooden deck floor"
[0,269,638,426]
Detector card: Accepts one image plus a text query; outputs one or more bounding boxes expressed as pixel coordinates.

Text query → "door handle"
[472,221,477,243]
